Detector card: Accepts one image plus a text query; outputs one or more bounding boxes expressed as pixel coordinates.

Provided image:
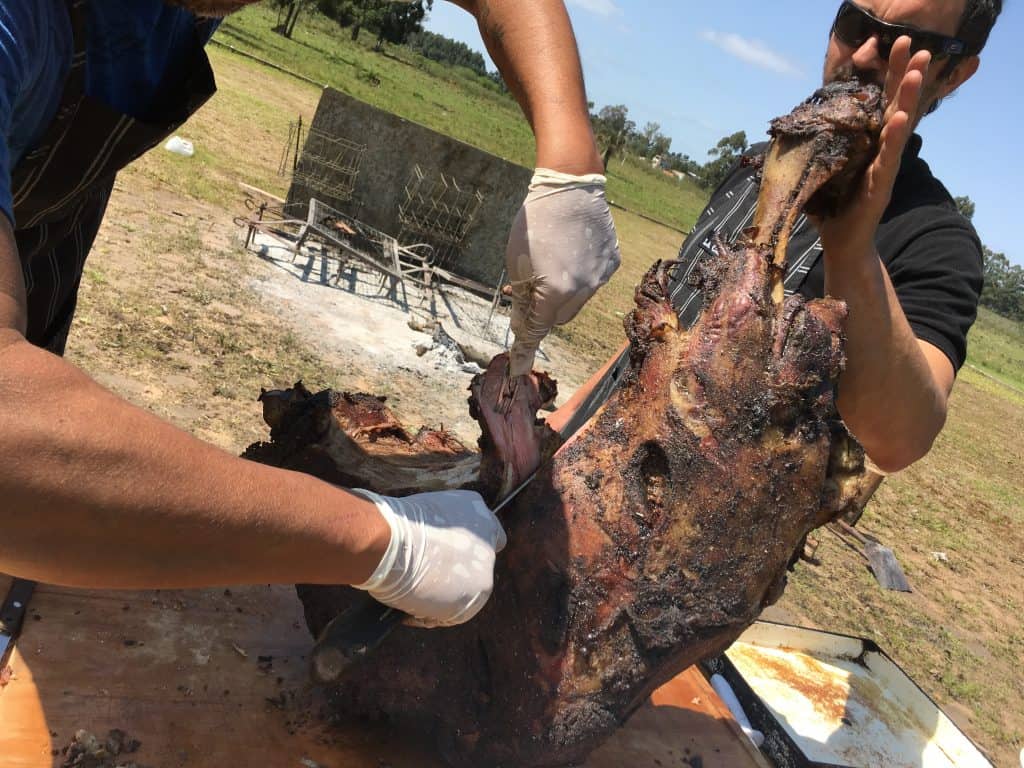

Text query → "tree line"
[271,0,506,88]
[956,197,1023,322]
[405,29,485,76]
[405,29,508,91]
[273,0,433,51]
[589,103,749,190]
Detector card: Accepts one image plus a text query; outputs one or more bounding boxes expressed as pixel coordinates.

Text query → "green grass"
[214,3,707,230]
[965,306,1024,393]
[604,155,708,230]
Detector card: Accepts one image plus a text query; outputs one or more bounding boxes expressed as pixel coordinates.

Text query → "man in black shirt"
[557,0,1001,474]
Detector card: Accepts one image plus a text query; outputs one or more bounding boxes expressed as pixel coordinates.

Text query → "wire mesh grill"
[279,120,366,204]
[398,165,484,267]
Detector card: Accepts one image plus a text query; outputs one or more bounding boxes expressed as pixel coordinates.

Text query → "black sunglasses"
[831,1,969,60]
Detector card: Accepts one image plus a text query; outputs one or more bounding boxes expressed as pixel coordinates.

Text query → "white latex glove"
[352,489,507,628]
[506,168,621,376]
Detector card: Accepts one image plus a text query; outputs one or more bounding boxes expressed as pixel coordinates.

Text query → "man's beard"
[163,0,256,17]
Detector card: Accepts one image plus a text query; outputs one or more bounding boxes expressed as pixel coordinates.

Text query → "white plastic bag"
[164,135,195,157]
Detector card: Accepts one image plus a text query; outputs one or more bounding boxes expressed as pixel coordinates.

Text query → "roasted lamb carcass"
[246,80,884,767]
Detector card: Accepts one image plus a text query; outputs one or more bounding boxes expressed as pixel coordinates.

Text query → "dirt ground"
[69,179,593,454]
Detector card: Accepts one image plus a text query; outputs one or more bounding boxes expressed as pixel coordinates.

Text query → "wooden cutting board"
[0,576,767,768]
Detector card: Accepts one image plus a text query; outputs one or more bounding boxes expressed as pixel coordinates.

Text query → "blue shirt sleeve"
[0,0,72,228]
[85,2,220,123]
[0,135,13,228]
[0,0,213,229]
[0,4,29,226]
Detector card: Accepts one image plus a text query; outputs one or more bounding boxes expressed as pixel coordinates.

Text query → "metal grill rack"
[239,196,436,310]
[279,118,366,205]
[398,165,484,269]
[237,194,515,354]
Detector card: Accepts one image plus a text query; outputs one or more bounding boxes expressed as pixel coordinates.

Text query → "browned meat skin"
[468,353,561,500]
[754,80,883,269]
[286,250,854,767]
[243,387,481,496]
[243,365,560,505]
[249,81,887,767]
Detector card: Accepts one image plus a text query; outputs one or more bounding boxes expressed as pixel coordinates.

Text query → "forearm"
[825,248,949,471]
[545,340,626,435]
[451,0,602,174]
[0,335,386,589]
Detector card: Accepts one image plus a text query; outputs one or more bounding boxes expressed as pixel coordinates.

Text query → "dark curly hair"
[926,0,1001,112]
[958,0,1002,54]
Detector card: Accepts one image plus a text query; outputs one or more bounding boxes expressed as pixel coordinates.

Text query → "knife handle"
[1,579,37,667]
[0,579,36,637]
[310,593,406,683]
[308,480,533,684]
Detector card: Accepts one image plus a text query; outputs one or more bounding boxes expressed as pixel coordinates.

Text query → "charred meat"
[248,80,884,767]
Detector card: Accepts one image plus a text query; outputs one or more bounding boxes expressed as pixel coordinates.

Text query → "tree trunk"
[284,0,302,38]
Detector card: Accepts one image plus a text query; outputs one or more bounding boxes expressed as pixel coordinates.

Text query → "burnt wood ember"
[246,80,884,767]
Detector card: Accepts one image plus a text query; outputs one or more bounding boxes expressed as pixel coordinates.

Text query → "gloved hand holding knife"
[310,0,622,675]
[505,169,622,377]
[348,169,622,627]
[311,178,619,674]
[312,479,529,682]
[351,489,507,628]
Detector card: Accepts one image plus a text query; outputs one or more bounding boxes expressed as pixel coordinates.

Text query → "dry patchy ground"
[60,46,1024,766]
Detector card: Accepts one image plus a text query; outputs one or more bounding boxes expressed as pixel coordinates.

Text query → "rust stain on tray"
[729,643,851,724]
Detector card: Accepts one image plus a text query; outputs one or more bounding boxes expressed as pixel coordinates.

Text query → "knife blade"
[491,469,539,514]
[310,470,539,683]
[0,579,36,669]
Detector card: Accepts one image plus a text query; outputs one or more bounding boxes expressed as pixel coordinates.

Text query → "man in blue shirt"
[0,0,620,628]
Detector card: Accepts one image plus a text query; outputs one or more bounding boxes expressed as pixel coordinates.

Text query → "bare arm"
[544,340,626,435]
[447,0,603,175]
[0,215,389,589]
[819,40,956,472]
[823,245,952,472]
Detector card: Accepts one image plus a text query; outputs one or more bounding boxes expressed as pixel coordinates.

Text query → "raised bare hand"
[819,36,931,256]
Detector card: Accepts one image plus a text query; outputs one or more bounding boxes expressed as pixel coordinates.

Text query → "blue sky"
[425,0,1021,266]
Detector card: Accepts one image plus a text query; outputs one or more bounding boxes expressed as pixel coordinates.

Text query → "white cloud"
[700,29,803,77]
[567,0,622,17]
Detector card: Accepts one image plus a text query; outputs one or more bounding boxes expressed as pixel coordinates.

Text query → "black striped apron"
[561,152,823,437]
[10,0,217,354]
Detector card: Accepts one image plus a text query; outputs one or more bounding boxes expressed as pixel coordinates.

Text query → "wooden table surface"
[0,575,768,768]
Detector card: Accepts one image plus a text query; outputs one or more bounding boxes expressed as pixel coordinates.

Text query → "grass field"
[963,306,1024,393]
[214,4,709,231]
[69,15,1024,766]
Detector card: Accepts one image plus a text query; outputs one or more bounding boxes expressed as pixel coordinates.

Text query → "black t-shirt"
[668,134,983,372]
